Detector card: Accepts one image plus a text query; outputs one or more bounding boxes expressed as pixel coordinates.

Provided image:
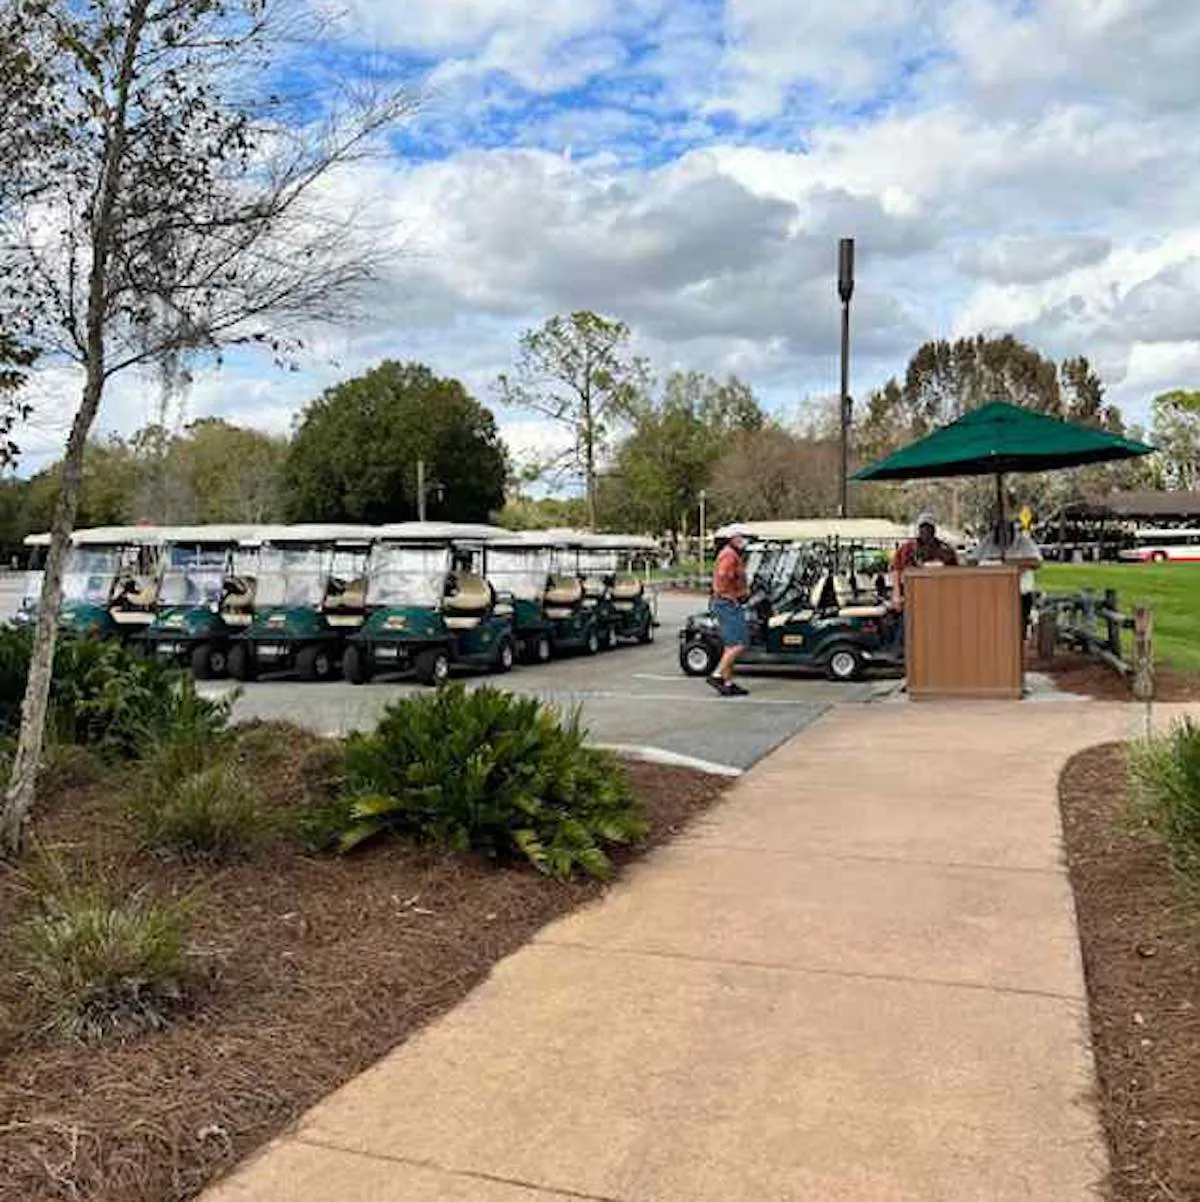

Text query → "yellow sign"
[1019,506,1033,530]
[782,635,805,646]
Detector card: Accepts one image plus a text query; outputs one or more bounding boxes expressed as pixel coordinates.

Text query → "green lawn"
[1040,563,1200,672]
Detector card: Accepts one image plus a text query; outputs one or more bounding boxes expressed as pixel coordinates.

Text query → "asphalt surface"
[197,594,883,772]
[0,580,887,773]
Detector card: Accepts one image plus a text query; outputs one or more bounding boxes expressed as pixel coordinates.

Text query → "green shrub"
[135,676,238,790]
[16,860,190,1042]
[127,761,260,863]
[0,628,233,764]
[1129,717,1200,874]
[316,685,647,880]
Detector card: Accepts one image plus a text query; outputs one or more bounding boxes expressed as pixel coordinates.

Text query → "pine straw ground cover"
[1059,744,1200,1202]
[0,722,731,1202]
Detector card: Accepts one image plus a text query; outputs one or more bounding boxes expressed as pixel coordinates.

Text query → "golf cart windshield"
[487,548,551,599]
[61,548,120,604]
[367,545,449,607]
[254,547,327,607]
[577,549,619,577]
[158,547,229,607]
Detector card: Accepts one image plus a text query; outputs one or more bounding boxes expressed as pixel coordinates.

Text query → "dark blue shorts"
[711,598,748,646]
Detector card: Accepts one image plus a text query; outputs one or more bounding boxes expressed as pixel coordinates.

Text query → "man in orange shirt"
[708,532,750,696]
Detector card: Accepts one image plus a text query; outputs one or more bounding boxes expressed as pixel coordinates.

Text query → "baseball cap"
[915,511,936,531]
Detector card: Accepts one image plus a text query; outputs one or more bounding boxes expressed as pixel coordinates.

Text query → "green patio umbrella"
[853,401,1154,548]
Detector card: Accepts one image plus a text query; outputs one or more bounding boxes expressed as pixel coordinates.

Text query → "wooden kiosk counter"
[904,564,1023,700]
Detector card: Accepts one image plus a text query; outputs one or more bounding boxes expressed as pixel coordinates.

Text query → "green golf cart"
[53,526,169,642]
[581,534,658,645]
[678,536,902,682]
[135,526,261,679]
[342,523,517,686]
[228,525,373,682]
[483,534,558,664]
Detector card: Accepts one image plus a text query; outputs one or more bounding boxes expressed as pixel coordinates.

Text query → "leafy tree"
[707,425,842,523]
[493,494,589,530]
[602,371,763,536]
[1,0,413,855]
[1151,390,1200,490]
[497,312,649,529]
[283,361,508,524]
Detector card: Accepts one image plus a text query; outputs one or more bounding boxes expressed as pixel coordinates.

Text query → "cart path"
[203,700,1169,1202]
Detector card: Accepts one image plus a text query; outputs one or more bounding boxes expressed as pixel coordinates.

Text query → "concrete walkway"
[206,701,1163,1202]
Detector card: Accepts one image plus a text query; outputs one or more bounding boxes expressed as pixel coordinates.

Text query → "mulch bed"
[1059,744,1200,1201]
[1032,650,1200,702]
[0,725,732,1202]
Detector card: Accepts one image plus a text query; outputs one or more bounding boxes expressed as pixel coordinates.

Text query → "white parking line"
[593,744,743,777]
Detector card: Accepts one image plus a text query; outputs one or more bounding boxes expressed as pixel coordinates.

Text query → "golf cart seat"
[839,602,890,618]
[768,608,814,628]
[581,577,608,607]
[544,576,584,619]
[325,577,366,611]
[611,577,643,609]
[444,573,492,631]
[222,577,256,626]
[114,578,158,610]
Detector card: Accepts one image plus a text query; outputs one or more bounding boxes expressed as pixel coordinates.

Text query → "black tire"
[493,637,515,674]
[296,644,334,682]
[824,645,864,682]
[1151,550,1168,563]
[415,647,452,687]
[584,626,600,656]
[680,639,719,677]
[533,633,552,663]
[343,642,371,685]
[227,641,256,682]
[190,643,218,680]
[601,624,617,651]
[637,615,654,644]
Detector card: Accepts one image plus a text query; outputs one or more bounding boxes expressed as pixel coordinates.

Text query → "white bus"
[1118,527,1200,563]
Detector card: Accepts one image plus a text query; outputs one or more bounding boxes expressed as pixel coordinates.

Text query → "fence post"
[1131,606,1154,702]
[1080,589,1096,651]
[1103,588,1120,657]
[1036,602,1057,661]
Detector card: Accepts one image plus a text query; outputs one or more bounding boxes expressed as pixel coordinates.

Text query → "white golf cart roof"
[508,528,653,550]
[71,525,175,547]
[718,519,918,544]
[375,522,510,544]
[159,524,262,545]
[253,524,379,546]
[579,533,658,551]
[23,532,51,547]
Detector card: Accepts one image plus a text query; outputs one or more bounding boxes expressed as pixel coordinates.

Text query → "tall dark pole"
[837,238,855,519]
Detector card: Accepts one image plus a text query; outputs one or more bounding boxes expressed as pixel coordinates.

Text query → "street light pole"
[417,458,427,522]
[837,237,855,519]
[698,489,707,575]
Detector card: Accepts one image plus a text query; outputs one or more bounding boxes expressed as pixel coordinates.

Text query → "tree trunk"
[1,0,147,857]
[583,388,596,531]
[1,372,102,855]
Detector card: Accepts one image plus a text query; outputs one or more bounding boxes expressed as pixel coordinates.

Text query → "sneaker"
[723,681,749,697]
[706,675,726,695]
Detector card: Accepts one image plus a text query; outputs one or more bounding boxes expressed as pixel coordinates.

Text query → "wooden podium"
[904,565,1023,700]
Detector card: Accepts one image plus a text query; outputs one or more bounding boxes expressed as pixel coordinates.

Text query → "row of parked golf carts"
[17,523,657,685]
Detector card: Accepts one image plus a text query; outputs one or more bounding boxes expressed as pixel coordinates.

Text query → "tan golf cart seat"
[221,575,257,627]
[110,577,158,625]
[611,576,643,611]
[543,576,584,620]
[443,573,492,631]
[323,576,367,627]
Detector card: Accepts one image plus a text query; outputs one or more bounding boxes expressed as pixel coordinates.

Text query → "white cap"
[915,511,936,531]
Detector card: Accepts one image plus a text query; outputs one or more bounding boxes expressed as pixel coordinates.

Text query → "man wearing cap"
[708,532,751,697]
[891,512,957,610]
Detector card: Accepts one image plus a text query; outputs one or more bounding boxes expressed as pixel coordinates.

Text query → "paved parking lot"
[198,594,887,772]
[0,580,889,773]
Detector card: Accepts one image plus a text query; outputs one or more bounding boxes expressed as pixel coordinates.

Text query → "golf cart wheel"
[533,634,552,663]
[190,643,219,681]
[297,644,334,682]
[493,637,515,674]
[601,625,617,651]
[1151,550,1168,562]
[680,640,719,677]
[637,615,654,644]
[825,646,864,682]
[343,643,371,685]
[584,627,600,656]
[415,647,452,687]
[227,642,256,682]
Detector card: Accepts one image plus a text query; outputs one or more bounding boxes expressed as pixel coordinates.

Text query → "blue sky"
[21,0,1200,475]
